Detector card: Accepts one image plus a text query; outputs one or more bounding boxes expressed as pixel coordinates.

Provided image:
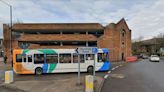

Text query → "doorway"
[121,53,124,61]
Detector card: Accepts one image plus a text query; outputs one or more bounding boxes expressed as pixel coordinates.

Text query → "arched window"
[121,29,126,37]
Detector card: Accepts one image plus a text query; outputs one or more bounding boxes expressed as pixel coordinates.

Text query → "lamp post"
[0,0,13,62]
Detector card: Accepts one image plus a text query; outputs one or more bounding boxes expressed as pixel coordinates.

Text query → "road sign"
[76,47,98,85]
[76,47,98,54]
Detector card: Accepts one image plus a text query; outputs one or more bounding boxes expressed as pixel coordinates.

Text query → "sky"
[0,0,164,40]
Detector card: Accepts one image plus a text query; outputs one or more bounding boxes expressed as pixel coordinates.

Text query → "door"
[21,55,34,73]
[121,53,124,61]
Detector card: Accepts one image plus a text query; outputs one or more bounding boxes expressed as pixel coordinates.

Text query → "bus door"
[26,55,34,68]
[71,54,88,72]
[21,54,34,73]
[97,52,110,71]
[13,54,23,73]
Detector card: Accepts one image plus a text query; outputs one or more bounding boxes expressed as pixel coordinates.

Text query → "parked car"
[149,55,160,62]
[142,55,149,59]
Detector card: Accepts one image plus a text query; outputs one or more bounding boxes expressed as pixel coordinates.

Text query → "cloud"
[128,0,164,39]
[0,0,163,40]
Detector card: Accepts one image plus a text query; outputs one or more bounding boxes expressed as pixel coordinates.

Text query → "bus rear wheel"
[87,66,93,74]
[35,67,43,75]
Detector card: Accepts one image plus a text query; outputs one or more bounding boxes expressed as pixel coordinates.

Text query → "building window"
[122,42,124,45]
[39,41,60,46]
[88,31,104,37]
[18,42,30,49]
[63,31,74,34]
[121,29,126,37]
[62,41,86,46]
[88,41,97,46]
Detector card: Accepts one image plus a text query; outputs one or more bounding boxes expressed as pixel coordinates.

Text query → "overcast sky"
[0,0,164,40]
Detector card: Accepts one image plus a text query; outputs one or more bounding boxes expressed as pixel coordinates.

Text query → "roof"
[12,23,104,32]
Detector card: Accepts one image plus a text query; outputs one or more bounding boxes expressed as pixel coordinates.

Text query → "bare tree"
[132,35,144,55]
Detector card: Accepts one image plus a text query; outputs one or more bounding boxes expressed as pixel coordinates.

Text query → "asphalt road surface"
[101,59,164,92]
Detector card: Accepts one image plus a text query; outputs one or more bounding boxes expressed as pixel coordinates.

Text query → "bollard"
[5,70,13,84]
[85,75,94,92]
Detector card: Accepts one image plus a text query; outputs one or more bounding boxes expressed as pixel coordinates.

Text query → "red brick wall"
[3,24,12,62]
[3,19,132,63]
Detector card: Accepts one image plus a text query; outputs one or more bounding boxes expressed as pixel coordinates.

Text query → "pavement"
[0,60,124,92]
[101,59,164,92]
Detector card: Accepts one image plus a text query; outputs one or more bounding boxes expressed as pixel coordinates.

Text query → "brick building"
[3,18,132,62]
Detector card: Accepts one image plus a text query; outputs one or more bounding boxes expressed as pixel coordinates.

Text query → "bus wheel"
[35,67,43,75]
[87,66,93,74]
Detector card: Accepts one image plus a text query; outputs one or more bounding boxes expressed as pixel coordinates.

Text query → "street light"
[0,0,13,61]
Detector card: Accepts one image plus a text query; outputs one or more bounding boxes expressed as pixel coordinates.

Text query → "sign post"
[76,47,98,85]
[77,54,81,85]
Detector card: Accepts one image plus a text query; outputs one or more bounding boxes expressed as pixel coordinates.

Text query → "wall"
[3,18,132,62]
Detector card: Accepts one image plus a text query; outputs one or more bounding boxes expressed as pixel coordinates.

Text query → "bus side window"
[34,54,44,64]
[59,54,71,63]
[16,54,22,62]
[86,54,94,60]
[73,54,78,63]
[98,53,108,62]
[80,54,85,63]
[46,54,58,63]
[27,55,32,62]
[22,54,26,62]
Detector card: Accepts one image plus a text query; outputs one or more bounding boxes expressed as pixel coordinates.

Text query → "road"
[101,59,164,92]
[0,61,122,92]
[0,61,122,82]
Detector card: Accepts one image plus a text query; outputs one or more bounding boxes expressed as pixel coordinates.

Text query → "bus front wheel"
[87,66,93,74]
[35,67,43,75]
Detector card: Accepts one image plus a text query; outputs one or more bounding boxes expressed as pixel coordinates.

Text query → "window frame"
[98,53,109,62]
[27,55,33,62]
[16,54,23,63]
[34,54,45,64]
[59,53,72,63]
[45,54,59,64]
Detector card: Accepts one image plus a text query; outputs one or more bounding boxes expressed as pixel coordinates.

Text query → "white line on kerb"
[104,75,109,79]
[115,66,119,68]
[108,71,111,74]
[112,68,115,70]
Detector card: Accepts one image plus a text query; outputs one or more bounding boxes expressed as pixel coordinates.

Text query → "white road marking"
[115,66,119,68]
[112,68,115,70]
[104,75,109,79]
[108,71,111,74]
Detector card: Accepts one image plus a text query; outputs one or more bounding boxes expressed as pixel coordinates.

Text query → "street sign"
[76,47,98,54]
[76,47,98,85]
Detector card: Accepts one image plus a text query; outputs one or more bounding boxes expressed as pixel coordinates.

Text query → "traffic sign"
[76,47,98,54]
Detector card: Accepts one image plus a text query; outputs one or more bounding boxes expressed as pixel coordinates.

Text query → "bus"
[13,48,110,74]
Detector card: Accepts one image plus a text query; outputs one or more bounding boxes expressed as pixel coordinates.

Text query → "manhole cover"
[110,74,125,79]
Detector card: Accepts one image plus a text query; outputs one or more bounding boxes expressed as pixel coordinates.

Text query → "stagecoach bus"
[13,48,110,74]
